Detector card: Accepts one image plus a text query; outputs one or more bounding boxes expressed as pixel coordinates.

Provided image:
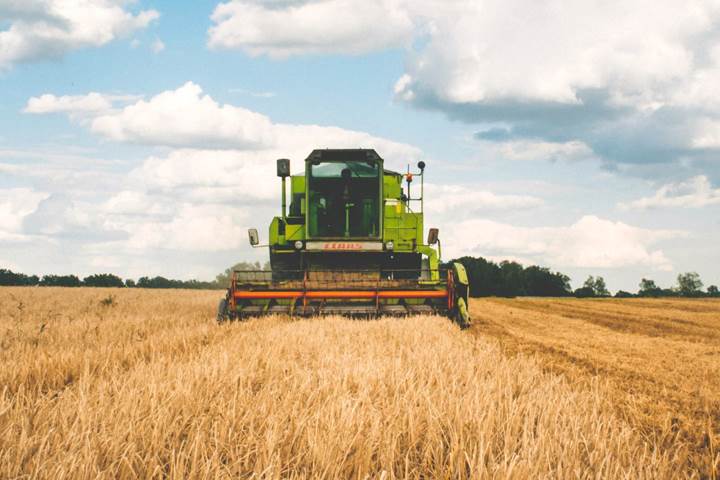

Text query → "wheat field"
[0,288,717,478]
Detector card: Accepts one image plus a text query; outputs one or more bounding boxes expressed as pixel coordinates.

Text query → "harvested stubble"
[470,297,720,479]
[1,288,679,478]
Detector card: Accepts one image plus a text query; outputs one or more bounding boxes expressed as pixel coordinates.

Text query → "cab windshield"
[308,160,380,238]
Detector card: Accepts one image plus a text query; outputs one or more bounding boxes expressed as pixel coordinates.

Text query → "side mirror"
[277,158,290,177]
[248,228,260,246]
[427,227,439,245]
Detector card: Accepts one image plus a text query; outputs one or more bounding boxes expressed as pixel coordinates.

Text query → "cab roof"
[304,149,402,177]
[306,148,382,164]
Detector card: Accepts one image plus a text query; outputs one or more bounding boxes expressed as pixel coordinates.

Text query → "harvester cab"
[218,149,470,328]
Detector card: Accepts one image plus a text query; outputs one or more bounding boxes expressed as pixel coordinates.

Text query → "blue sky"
[2,0,720,292]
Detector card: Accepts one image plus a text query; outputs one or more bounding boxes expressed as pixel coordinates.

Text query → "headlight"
[294,240,304,250]
[385,241,394,250]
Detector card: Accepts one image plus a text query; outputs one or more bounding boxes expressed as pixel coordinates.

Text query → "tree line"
[448,257,572,297]
[0,261,267,290]
[449,257,719,298]
[0,270,220,289]
[2,258,718,298]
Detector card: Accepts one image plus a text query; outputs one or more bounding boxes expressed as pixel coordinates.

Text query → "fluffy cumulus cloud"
[208,0,414,57]
[207,0,720,177]
[23,92,142,122]
[23,193,91,236]
[443,215,682,271]
[24,92,113,114]
[0,0,159,70]
[395,1,716,106]
[27,82,423,164]
[128,149,280,203]
[393,0,720,176]
[424,184,542,213]
[621,176,720,209]
[0,187,48,240]
[99,201,250,251]
[90,82,277,149]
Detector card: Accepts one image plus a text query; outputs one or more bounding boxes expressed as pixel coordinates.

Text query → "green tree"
[677,272,703,297]
[460,257,502,296]
[0,269,39,286]
[574,286,596,298]
[39,274,81,287]
[580,275,609,297]
[134,276,218,290]
[708,285,719,297]
[83,273,124,287]
[593,276,610,296]
[137,276,176,288]
[638,278,662,297]
[453,256,571,297]
[523,265,571,296]
[615,290,635,298]
[499,261,525,297]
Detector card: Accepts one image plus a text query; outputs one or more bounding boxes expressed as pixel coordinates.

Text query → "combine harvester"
[218,149,470,328]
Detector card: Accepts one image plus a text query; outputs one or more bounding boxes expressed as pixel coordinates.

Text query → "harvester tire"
[455,297,470,329]
[217,298,228,323]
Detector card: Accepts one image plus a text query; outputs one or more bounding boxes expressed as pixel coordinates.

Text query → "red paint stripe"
[233,290,448,300]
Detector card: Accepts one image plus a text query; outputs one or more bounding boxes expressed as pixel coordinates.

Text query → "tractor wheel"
[217,298,228,323]
[455,297,470,329]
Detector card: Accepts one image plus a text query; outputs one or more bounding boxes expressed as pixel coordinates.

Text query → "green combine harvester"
[218,149,470,328]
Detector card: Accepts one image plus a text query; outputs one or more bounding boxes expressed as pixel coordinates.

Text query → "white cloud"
[0,257,20,270]
[210,0,720,168]
[208,0,414,57]
[207,0,720,110]
[24,92,112,115]
[393,0,718,107]
[668,45,720,111]
[23,193,96,237]
[101,190,173,216]
[30,82,423,165]
[23,92,143,119]
[90,82,276,148]
[620,176,720,210]
[0,0,159,70]
[692,118,720,149]
[151,38,165,53]
[89,255,123,269]
[0,187,48,234]
[128,149,279,202]
[126,140,419,207]
[490,140,593,162]
[389,0,720,166]
[424,184,542,213]
[444,215,682,271]
[100,200,250,252]
[0,149,128,201]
